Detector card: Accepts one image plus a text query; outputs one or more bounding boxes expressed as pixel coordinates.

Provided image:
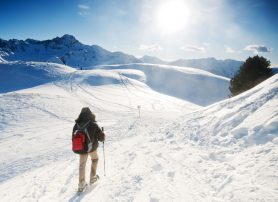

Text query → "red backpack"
[72,120,93,154]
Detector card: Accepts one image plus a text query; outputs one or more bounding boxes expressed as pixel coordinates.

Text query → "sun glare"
[155,0,190,34]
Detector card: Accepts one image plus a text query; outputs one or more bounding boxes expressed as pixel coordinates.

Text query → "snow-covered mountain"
[0,60,277,201]
[139,55,243,78]
[0,35,243,78]
[170,57,243,78]
[0,34,141,67]
[140,55,168,64]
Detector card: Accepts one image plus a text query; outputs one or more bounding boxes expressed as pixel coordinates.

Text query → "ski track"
[0,66,277,201]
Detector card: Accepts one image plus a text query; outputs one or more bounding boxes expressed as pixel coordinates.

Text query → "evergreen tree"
[229,55,273,96]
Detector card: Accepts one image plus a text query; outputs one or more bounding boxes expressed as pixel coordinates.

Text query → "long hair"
[76,107,96,123]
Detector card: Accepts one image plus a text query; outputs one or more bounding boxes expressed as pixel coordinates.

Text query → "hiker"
[72,107,105,191]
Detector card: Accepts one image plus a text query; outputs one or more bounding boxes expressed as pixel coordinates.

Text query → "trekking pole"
[102,127,106,176]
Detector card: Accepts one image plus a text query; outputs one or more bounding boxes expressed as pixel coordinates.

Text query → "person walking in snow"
[72,107,105,192]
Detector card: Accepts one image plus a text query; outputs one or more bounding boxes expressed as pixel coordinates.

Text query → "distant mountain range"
[140,55,168,65]
[170,58,243,78]
[0,34,141,68]
[141,55,243,78]
[0,34,243,77]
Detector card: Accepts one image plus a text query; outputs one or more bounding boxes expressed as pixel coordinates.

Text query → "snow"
[0,36,243,79]
[0,35,141,67]
[169,57,243,78]
[140,55,168,65]
[0,61,74,93]
[95,63,230,106]
[0,58,277,202]
[140,56,243,78]
[47,56,64,64]
[0,61,230,106]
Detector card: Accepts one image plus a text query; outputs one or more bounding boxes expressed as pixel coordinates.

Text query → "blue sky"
[0,0,277,64]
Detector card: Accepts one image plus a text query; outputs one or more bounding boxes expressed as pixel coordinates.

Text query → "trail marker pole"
[137,105,141,118]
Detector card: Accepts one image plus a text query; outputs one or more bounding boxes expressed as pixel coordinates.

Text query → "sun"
[155,0,190,34]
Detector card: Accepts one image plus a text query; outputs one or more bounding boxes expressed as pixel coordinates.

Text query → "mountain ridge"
[0,34,242,78]
[0,34,141,68]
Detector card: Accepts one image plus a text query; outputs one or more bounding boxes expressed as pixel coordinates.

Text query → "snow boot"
[78,181,87,192]
[90,175,99,185]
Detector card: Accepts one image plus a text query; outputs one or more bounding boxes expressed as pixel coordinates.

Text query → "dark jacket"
[72,107,105,152]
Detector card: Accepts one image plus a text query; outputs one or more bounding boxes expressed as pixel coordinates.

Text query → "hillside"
[0,61,74,93]
[170,57,243,78]
[0,61,277,201]
[0,61,230,106]
[96,63,230,106]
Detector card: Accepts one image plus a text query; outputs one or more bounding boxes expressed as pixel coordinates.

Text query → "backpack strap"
[76,120,91,130]
[84,127,92,143]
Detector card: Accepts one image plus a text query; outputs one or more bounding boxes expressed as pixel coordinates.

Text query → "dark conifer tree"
[229,55,273,96]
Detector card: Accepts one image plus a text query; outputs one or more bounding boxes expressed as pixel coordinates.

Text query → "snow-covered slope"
[96,63,230,106]
[170,57,243,78]
[1,61,230,106]
[0,35,141,67]
[159,74,278,201]
[0,61,74,93]
[0,60,277,201]
[173,73,278,147]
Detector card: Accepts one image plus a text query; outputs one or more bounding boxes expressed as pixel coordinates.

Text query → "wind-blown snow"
[0,60,277,201]
[96,63,230,106]
[169,57,243,78]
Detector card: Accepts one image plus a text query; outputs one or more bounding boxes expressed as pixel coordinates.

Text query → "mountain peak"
[52,34,78,46]
[140,55,167,64]
[60,34,77,41]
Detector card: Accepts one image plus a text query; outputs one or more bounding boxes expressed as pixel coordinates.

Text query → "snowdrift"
[151,74,277,201]
[171,73,278,147]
